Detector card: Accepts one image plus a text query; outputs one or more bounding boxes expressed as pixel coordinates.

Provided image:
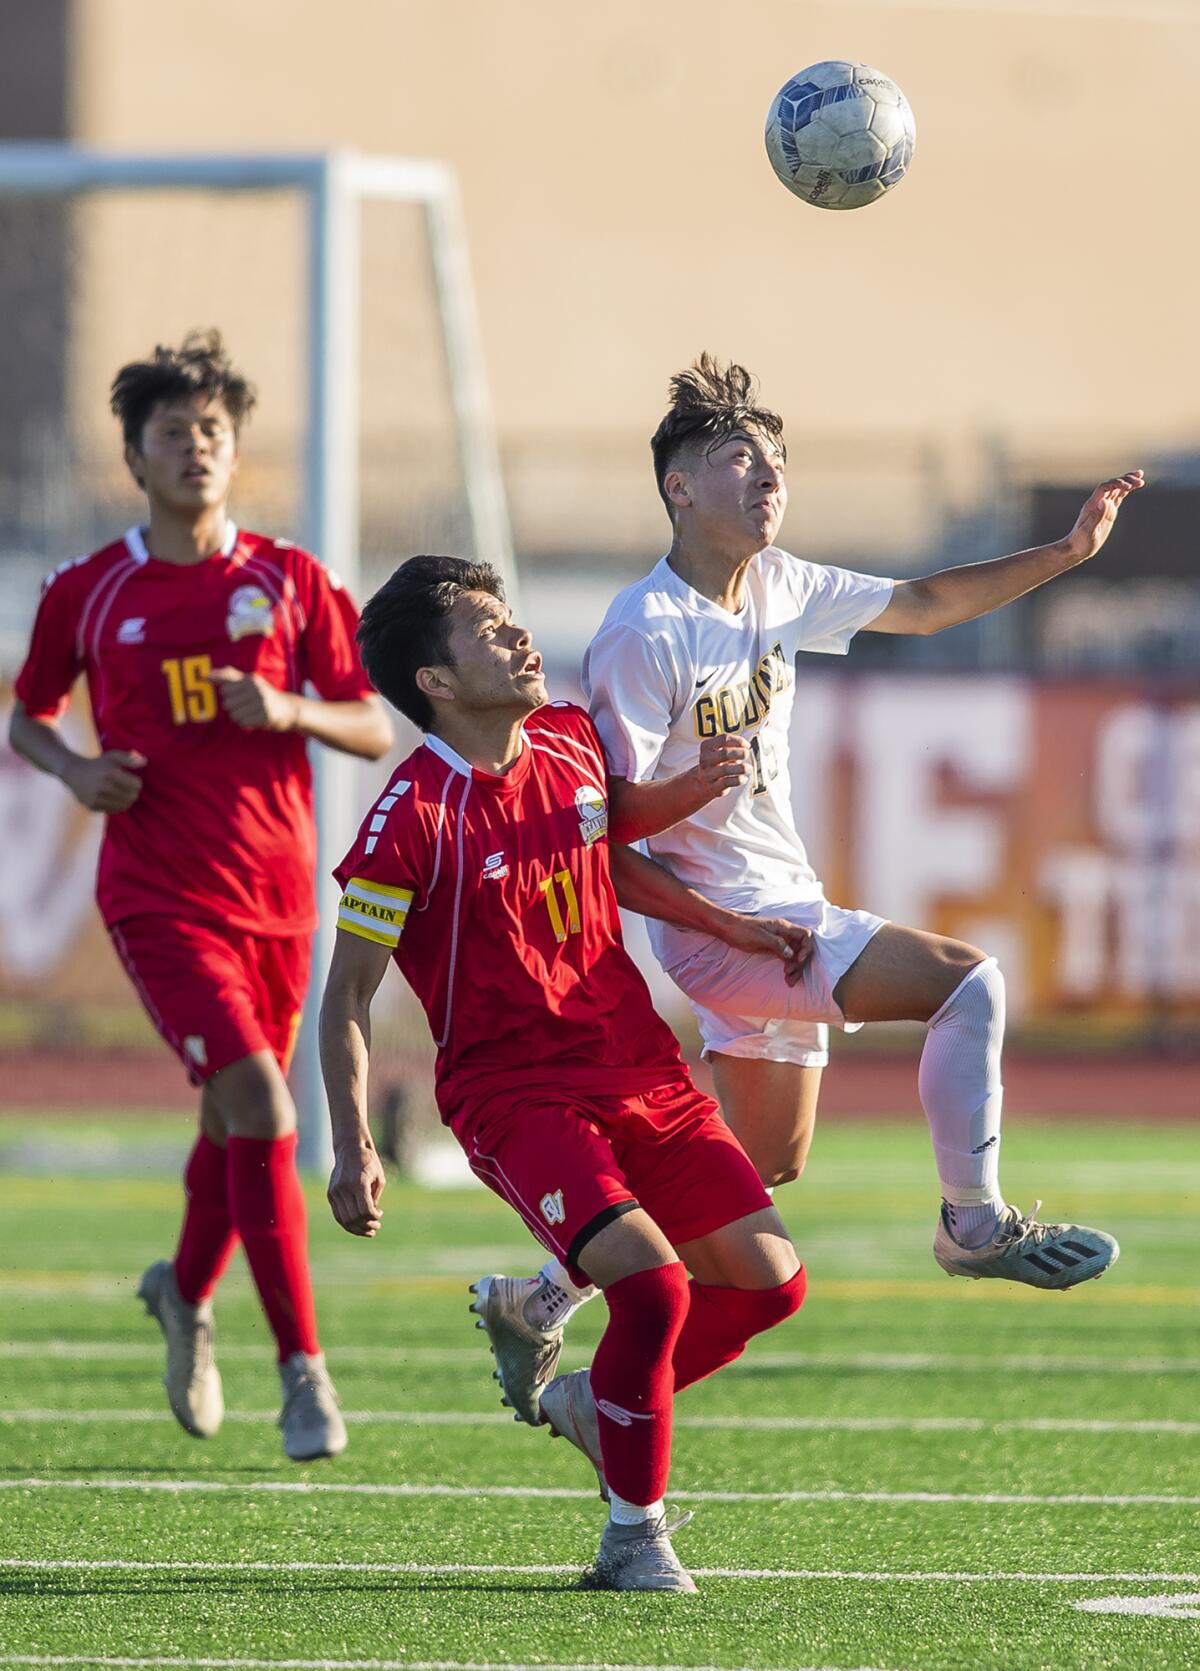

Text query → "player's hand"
[693,734,752,800]
[63,749,147,813]
[714,912,813,986]
[1061,470,1145,565]
[327,1143,387,1237]
[210,667,301,732]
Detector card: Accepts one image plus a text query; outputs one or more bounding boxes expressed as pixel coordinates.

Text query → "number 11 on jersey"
[539,869,581,943]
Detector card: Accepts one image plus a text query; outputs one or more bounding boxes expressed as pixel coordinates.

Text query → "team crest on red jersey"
[574,785,607,846]
[226,584,275,642]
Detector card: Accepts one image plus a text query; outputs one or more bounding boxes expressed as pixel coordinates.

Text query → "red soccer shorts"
[451,1072,772,1283]
[108,915,311,1086]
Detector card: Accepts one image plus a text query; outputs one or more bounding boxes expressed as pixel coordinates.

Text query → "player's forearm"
[293,695,393,759]
[879,540,1078,636]
[608,772,715,844]
[318,991,376,1153]
[609,843,732,937]
[8,704,86,785]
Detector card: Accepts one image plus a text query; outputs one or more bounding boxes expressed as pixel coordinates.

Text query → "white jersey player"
[471,355,1142,1423]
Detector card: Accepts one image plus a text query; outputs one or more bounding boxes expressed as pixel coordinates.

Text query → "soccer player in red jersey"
[320,555,810,1592]
[9,332,393,1460]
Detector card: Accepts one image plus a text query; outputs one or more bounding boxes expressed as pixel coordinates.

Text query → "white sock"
[942,1197,1004,1248]
[609,1491,664,1526]
[918,957,1007,1222]
[525,1258,597,1330]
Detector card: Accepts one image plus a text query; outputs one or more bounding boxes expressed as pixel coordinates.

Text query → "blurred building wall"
[42,0,1200,564]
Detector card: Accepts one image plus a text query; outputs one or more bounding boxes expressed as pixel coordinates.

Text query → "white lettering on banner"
[1040,850,1200,1000]
[0,700,101,980]
[1040,704,1200,1001]
[852,677,1030,931]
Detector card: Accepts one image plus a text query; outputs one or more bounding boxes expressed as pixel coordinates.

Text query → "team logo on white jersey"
[540,1189,566,1226]
[482,850,509,881]
[226,584,275,642]
[116,617,146,645]
[574,784,607,845]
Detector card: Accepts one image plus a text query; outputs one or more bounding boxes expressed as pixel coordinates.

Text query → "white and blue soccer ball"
[765,60,916,211]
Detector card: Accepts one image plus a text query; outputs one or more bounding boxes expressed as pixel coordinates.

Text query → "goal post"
[0,144,516,1171]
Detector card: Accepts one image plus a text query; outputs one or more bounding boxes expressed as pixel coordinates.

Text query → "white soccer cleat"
[468,1273,564,1426]
[934,1201,1120,1290]
[583,1508,697,1593]
[278,1352,348,1461]
[539,1366,608,1501]
[136,1259,224,1439]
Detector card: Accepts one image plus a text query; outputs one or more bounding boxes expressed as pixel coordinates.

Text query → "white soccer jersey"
[584,547,893,955]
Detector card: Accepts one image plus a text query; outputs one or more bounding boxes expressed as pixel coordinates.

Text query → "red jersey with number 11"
[14,524,373,934]
[333,703,685,1122]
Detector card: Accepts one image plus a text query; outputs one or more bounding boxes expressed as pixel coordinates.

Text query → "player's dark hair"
[358,554,505,731]
[110,329,257,447]
[650,353,786,515]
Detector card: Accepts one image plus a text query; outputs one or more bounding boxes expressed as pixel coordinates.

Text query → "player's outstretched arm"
[321,928,392,1237]
[609,843,810,982]
[210,669,393,759]
[608,734,752,843]
[8,702,146,813]
[868,470,1145,637]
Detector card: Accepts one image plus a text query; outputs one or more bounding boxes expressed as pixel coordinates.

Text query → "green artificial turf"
[0,1115,1197,1671]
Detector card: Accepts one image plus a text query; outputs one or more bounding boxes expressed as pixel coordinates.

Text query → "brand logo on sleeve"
[481,850,509,881]
[574,784,607,845]
[539,1189,566,1226]
[183,1035,208,1067]
[116,617,146,645]
[226,585,275,642]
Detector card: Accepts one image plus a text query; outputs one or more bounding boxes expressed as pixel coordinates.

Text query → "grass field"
[0,1113,1197,1671]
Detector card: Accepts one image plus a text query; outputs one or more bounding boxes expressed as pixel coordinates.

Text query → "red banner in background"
[789,675,1200,1034]
[3,677,1199,1050]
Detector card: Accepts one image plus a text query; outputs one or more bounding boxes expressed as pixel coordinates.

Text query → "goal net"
[0,148,515,1169]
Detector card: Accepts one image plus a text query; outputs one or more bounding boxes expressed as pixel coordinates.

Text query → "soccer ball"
[765,60,916,211]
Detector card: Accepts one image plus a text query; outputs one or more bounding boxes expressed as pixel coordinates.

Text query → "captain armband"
[336,877,414,948]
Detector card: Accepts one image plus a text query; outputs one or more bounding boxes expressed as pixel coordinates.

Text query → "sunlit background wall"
[1,0,1197,1129]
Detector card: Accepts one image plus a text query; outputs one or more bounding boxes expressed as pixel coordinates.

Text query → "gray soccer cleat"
[136,1259,224,1439]
[583,1508,697,1593]
[468,1273,564,1425]
[540,1367,608,1500]
[934,1200,1120,1290]
[278,1352,348,1461]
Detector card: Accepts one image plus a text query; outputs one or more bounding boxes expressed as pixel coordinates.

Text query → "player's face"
[128,395,240,515]
[681,428,787,552]
[439,591,547,715]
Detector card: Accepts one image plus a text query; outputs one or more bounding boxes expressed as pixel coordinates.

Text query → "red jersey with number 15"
[333,703,686,1123]
[14,524,373,935]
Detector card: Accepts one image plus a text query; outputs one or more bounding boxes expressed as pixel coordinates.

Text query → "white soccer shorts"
[663,897,887,1068]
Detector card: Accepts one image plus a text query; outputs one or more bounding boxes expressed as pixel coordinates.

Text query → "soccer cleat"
[468,1273,564,1425]
[540,1366,608,1501]
[136,1259,224,1439]
[582,1508,697,1593]
[278,1352,348,1461]
[934,1200,1120,1290]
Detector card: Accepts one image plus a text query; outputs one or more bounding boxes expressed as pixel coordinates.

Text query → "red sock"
[226,1133,320,1363]
[673,1267,807,1393]
[173,1134,238,1304]
[590,1262,690,1507]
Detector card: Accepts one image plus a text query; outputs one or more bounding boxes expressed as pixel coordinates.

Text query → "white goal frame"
[0,145,516,1171]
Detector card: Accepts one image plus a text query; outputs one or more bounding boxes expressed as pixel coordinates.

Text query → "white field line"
[2,1556,1199,1585]
[2,1339,1197,1375]
[2,1407,1197,1436]
[0,1659,894,1671]
[0,1659,893,1671]
[3,1477,1197,1508]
